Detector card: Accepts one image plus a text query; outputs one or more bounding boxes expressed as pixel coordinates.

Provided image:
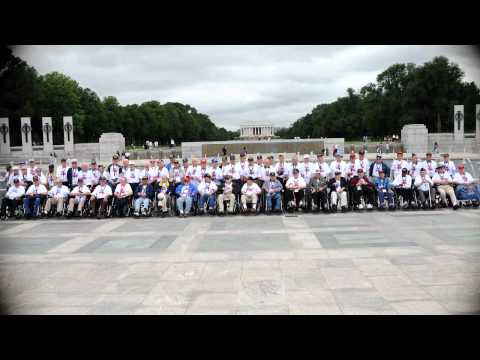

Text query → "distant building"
[239,122,277,139]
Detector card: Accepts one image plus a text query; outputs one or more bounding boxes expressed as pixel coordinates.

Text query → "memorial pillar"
[476,104,480,143]
[0,118,10,155]
[42,117,53,153]
[63,116,74,154]
[21,117,33,155]
[454,105,464,141]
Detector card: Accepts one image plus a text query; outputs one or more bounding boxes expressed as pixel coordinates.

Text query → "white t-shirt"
[299,162,318,183]
[198,181,218,196]
[329,160,346,177]
[421,160,437,177]
[48,185,70,198]
[26,184,48,196]
[56,166,69,182]
[71,185,91,197]
[414,175,433,192]
[408,161,421,178]
[92,184,113,199]
[286,176,307,190]
[432,172,453,185]
[114,183,133,197]
[125,168,139,184]
[391,159,408,178]
[241,182,261,195]
[355,158,370,174]
[6,185,25,200]
[453,172,474,185]
[78,169,94,186]
[393,174,412,188]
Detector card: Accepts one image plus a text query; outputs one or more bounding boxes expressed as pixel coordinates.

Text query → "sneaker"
[453,203,459,210]
[358,204,364,210]
[179,210,184,216]
[341,206,347,213]
[366,204,373,210]
[299,201,304,208]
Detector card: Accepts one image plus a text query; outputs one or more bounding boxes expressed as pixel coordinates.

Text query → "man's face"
[358,171,364,177]
[458,166,465,174]
[113,159,118,165]
[292,158,298,165]
[270,175,276,181]
[247,179,253,185]
[142,178,148,184]
[100,179,107,186]
[248,160,254,166]
[205,177,211,183]
[379,172,385,179]
[264,159,270,167]
[397,154,403,160]
[314,172,320,179]
[192,160,198,167]
[33,177,39,184]
[317,156,324,163]
[376,158,382,164]
[257,159,263,166]
[99,166,104,172]
[443,156,449,162]
[420,170,426,177]
[359,153,365,159]
[412,155,417,162]
[72,162,78,168]
[304,158,309,164]
[402,170,407,177]
[81,165,88,171]
[158,161,163,168]
[279,156,284,163]
[61,161,67,167]
[426,154,432,160]
[120,178,126,185]
[56,180,63,187]
[335,174,341,180]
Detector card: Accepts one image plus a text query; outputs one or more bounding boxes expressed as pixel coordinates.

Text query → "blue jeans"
[134,197,150,212]
[23,196,41,216]
[377,190,394,206]
[199,194,216,210]
[176,196,192,213]
[266,191,281,211]
[455,184,480,201]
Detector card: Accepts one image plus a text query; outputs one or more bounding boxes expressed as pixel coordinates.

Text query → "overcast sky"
[13,45,480,131]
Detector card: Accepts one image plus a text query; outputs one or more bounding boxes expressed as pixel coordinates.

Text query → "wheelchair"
[329,189,349,213]
[239,192,262,215]
[1,196,25,220]
[88,195,113,219]
[42,196,68,218]
[306,188,329,213]
[23,195,47,219]
[284,189,308,213]
[154,190,173,217]
[111,195,133,217]
[66,195,92,218]
[197,192,218,216]
[132,195,155,218]
[375,188,396,211]
[453,183,480,209]
[263,189,284,215]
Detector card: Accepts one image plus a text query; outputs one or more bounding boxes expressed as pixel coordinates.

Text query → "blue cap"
[211,158,218,163]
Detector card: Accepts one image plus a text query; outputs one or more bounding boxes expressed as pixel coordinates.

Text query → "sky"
[13,45,480,131]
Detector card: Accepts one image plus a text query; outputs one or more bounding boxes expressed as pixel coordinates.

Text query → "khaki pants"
[218,193,235,212]
[45,197,64,214]
[437,185,457,205]
[331,191,347,207]
[241,193,257,208]
[68,196,87,213]
[157,192,168,211]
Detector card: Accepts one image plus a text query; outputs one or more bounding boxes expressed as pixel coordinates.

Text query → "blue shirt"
[374,177,392,190]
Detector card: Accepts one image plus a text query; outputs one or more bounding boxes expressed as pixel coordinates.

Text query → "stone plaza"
[1,209,479,315]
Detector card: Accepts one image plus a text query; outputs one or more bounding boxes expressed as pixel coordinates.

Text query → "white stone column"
[454,105,464,141]
[63,116,74,154]
[0,118,10,155]
[476,104,480,143]
[21,117,33,155]
[42,117,53,153]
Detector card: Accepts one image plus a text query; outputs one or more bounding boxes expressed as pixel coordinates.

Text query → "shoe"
[341,206,347,213]
[366,204,373,210]
[331,205,337,213]
[358,204,364,210]
[453,203,459,210]
[134,212,139,217]
[299,201,304,208]
[179,210,184,217]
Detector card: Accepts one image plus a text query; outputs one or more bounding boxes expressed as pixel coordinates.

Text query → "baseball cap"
[211,158,218,163]
[230,155,235,160]
[357,168,364,172]
[100,176,107,181]
[200,159,207,164]
[248,157,254,161]
[13,178,20,183]
[112,154,119,160]
[303,154,310,159]
[269,172,276,176]
[142,176,148,180]
[359,150,365,155]
[183,158,188,163]
[247,176,253,180]
[334,171,342,175]
[204,173,211,178]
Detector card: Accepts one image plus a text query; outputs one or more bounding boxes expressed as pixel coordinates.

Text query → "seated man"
[155,175,170,216]
[262,172,283,213]
[328,171,348,212]
[374,169,395,209]
[114,176,133,217]
[452,163,479,205]
[432,165,459,209]
[308,169,328,213]
[1,178,25,219]
[217,175,237,215]
[43,177,70,217]
[285,168,307,210]
[175,176,197,217]
[392,168,415,209]
[197,174,218,215]
[67,177,91,217]
[241,176,262,213]
[23,175,48,219]
[349,168,375,210]
[414,168,436,209]
[90,176,113,219]
[134,176,154,217]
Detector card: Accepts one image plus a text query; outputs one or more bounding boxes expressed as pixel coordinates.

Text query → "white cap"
[304,154,310,159]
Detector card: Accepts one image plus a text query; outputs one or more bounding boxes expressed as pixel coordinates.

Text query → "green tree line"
[0,46,237,146]
[281,56,480,140]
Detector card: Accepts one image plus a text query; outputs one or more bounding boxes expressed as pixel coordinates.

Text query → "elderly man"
[345,154,357,181]
[328,171,348,212]
[125,161,139,195]
[1,178,25,219]
[441,153,456,176]
[369,155,390,181]
[218,174,238,215]
[421,152,437,178]
[393,168,414,209]
[223,155,241,190]
[197,174,217,215]
[23,175,48,219]
[308,169,328,213]
[90,176,113,219]
[414,168,435,209]
[241,176,262,213]
[374,169,395,210]
[56,158,70,187]
[330,153,346,178]
[355,150,369,174]
[134,176,154,217]
[155,175,170,216]
[274,154,290,186]
[432,165,459,209]
[157,159,170,180]
[78,162,94,188]
[300,154,317,184]
[169,159,185,188]
[175,176,197,217]
[263,172,283,213]
[349,168,375,210]
[43,177,70,217]
[453,163,480,205]
[67,177,91,217]
[107,154,123,187]
[408,153,422,179]
[210,158,223,186]
[285,168,307,210]
[114,176,133,217]
[391,151,409,180]
[316,153,331,179]
[67,159,81,190]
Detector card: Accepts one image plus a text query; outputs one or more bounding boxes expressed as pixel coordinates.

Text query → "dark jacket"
[369,162,390,178]
[308,176,328,192]
[217,181,240,195]
[328,177,348,192]
[67,167,82,188]
[135,183,154,199]
[349,175,374,189]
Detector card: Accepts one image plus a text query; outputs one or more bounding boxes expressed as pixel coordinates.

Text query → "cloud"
[13,45,480,131]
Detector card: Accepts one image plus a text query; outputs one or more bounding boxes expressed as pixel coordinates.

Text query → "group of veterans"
[1,150,479,220]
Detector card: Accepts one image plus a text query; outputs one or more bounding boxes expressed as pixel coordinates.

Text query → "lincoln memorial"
[239,122,276,139]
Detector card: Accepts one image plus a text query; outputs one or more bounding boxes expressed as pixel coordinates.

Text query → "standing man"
[408,153,422,179]
[369,155,390,180]
[330,153,346,178]
[421,153,437,178]
[391,151,408,180]
[107,154,123,188]
[316,153,330,179]
[441,153,456,177]
[57,158,70,187]
[67,159,81,190]
[355,150,369,175]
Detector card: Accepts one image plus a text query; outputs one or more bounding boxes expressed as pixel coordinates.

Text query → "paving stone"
[390,300,450,315]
